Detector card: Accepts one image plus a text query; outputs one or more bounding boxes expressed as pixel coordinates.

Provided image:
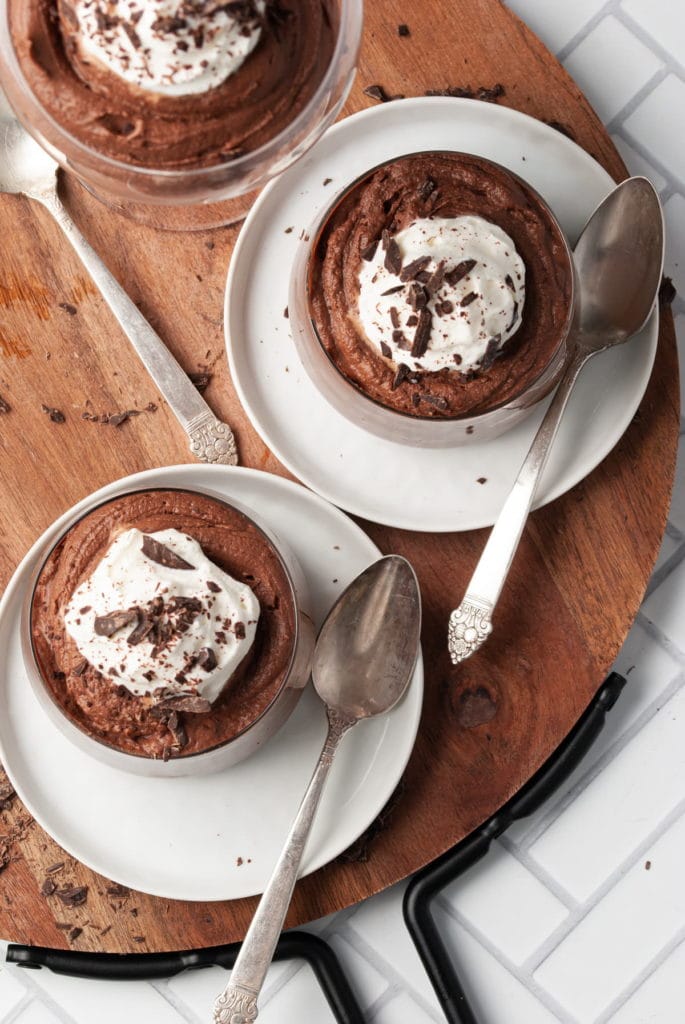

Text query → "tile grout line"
[434,893,575,1024]
[598,931,685,1023]
[614,5,685,80]
[553,0,618,63]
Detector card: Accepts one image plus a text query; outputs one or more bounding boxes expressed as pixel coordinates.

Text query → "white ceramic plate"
[225,97,657,532]
[0,465,422,901]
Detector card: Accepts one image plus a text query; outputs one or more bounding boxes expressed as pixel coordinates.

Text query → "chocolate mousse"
[8,1,336,169]
[308,152,574,419]
[30,489,296,760]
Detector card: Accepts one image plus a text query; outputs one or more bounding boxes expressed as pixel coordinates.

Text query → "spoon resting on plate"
[213,554,422,1023]
[448,176,664,664]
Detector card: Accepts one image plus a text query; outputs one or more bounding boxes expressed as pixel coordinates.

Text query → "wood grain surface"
[0,0,679,952]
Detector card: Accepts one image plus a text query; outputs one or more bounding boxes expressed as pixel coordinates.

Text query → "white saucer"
[0,465,422,901]
[225,97,657,532]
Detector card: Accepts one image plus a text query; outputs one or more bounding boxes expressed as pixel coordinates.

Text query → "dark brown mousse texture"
[308,152,573,418]
[31,490,295,760]
[8,1,335,169]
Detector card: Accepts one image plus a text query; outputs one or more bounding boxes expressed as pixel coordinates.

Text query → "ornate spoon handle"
[213,709,356,1023]
[448,344,589,665]
[33,187,238,466]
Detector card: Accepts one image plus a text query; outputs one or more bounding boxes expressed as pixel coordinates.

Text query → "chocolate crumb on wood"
[363,84,389,102]
[545,119,575,140]
[58,302,77,315]
[0,395,11,414]
[42,404,66,423]
[398,23,410,36]
[658,275,676,306]
[56,885,88,907]
[189,371,212,392]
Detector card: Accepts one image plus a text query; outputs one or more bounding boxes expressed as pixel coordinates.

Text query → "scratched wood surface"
[0,0,679,951]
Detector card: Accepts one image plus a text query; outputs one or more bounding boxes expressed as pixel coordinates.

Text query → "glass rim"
[303,148,576,423]
[25,484,302,761]
[0,0,362,181]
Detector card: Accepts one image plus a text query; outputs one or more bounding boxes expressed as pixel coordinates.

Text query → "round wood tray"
[0,0,678,952]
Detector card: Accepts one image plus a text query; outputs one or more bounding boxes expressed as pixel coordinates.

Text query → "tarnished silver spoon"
[213,555,422,1024]
[448,176,664,664]
[0,97,237,464]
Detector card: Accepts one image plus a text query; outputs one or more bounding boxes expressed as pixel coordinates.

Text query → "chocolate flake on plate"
[141,535,195,570]
[94,609,138,638]
[410,308,432,358]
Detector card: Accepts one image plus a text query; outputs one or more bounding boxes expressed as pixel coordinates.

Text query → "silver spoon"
[0,98,237,465]
[213,555,422,1024]
[448,176,664,664]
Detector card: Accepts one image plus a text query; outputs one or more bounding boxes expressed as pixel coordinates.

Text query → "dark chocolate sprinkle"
[399,256,431,282]
[445,260,477,286]
[460,292,478,307]
[380,341,392,359]
[411,308,432,358]
[94,610,138,638]
[141,535,195,570]
[382,229,402,276]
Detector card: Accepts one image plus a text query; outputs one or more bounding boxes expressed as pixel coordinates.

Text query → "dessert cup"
[21,486,315,777]
[0,0,362,230]
[289,150,576,447]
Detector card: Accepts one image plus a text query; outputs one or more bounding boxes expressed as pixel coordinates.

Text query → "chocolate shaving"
[106,883,130,897]
[167,712,188,750]
[41,878,56,897]
[141,535,195,570]
[381,229,402,276]
[360,238,379,261]
[422,394,449,410]
[122,21,142,48]
[197,647,217,672]
[380,341,392,359]
[389,306,400,329]
[56,885,88,907]
[392,329,410,349]
[158,695,211,714]
[127,612,154,647]
[94,609,138,638]
[69,927,83,941]
[391,363,411,390]
[42,405,65,423]
[445,259,477,286]
[46,861,65,873]
[480,336,502,370]
[426,260,446,294]
[234,621,246,639]
[380,284,403,296]
[207,580,221,593]
[73,659,88,677]
[363,84,389,103]
[659,275,676,306]
[407,282,428,311]
[189,371,212,392]
[399,256,431,282]
[417,178,436,202]
[460,291,478,307]
[411,308,432,358]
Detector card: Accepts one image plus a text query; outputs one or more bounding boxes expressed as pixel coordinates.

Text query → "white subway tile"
[622,0,685,66]
[0,966,27,1018]
[372,992,438,1024]
[327,936,389,1010]
[433,905,560,1024]
[505,0,607,52]
[534,813,685,1020]
[441,842,567,964]
[167,960,292,1020]
[260,964,335,1024]
[609,938,685,1023]
[29,971,186,1024]
[624,78,685,183]
[642,558,685,652]
[528,684,685,899]
[347,883,442,1016]
[564,17,662,121]
[611,134,667,191]
[12,1003,64,1024]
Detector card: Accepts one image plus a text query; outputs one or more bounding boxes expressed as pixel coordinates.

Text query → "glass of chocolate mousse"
[290,151,576,446]
[22,487,315,777]
[0,1,362,228]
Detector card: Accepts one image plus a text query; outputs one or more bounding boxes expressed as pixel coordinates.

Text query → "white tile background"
[1,1,684,1021]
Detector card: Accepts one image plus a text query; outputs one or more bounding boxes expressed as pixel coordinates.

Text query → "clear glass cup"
[0,0,363,229]
[21,486,315,777]
[289,151,576,447]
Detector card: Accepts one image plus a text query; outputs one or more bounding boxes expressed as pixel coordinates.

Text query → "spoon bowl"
[0,101,57,196]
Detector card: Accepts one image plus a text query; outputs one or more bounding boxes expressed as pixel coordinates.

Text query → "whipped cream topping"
[72,0,265,97]
[63,528,260,704]
[357,216,525,374]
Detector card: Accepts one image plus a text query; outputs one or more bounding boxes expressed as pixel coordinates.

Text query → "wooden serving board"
[0,0,679,952]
